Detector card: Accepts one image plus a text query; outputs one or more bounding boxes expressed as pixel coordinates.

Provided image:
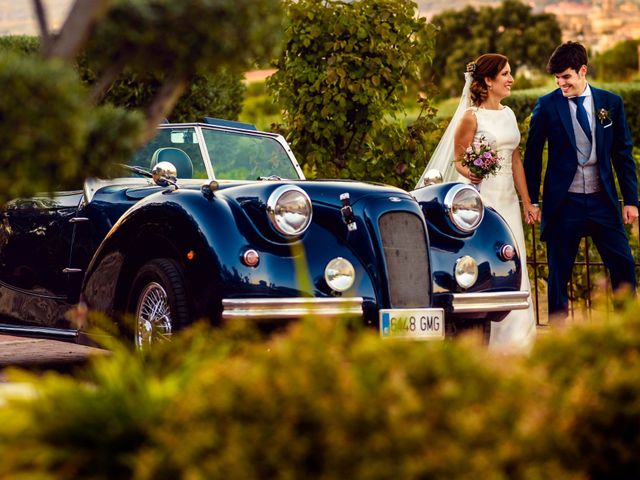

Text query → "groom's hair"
[546,41,588,74]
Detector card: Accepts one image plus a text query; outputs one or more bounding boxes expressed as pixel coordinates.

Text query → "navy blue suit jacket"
[524,86,638,240]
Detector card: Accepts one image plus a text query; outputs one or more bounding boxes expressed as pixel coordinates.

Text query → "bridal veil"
[415,70,473,189]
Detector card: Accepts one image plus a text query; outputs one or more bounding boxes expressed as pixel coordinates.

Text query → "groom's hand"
[623,205,639,225]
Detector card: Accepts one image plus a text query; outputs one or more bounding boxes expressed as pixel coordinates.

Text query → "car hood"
[209,179,413,209]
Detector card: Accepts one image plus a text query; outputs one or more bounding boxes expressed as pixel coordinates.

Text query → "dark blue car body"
[0,120,528,345]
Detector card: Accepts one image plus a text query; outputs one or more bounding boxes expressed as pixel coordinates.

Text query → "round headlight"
[266,185,313,236]
[444,184,484,233]
[324,257,356,292]
[455,255,478,289]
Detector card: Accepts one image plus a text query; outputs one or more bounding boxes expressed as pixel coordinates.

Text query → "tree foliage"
[0,35,245,124]
[81,0,282,136]
[429,0,561,97]
[81,67,246,124]
[0,0,281,200]
[268,0,439,190]
[592,39,640,82]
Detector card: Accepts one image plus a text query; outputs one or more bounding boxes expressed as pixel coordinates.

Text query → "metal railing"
[524,200,640,324]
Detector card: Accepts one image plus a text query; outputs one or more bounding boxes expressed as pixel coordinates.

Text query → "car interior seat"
[150,147,194,179]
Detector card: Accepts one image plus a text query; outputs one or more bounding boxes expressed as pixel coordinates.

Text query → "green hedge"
[2,303,640,479]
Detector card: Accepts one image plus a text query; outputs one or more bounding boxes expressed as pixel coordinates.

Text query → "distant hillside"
[418,0,640,16]
[3,0,640,37]
[417,0,499,16]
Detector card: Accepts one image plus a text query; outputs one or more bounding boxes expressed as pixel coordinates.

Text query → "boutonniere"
[597,108,613,128]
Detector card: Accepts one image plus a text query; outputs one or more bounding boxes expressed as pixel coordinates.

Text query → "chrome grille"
[379,212,430,308]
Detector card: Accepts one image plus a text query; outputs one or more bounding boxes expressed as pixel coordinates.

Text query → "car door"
[0,192,82,327]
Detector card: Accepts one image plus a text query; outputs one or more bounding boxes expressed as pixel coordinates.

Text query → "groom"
[524,41,639,324]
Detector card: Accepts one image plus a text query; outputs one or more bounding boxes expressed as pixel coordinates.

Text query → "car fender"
[82,188,236,320]
[413,183,523,321]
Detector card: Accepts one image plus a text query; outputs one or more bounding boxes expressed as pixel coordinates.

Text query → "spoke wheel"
[135,281,172,349]
[128,258,190,349]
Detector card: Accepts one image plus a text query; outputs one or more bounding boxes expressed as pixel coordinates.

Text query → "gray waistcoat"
[568,105,602,194]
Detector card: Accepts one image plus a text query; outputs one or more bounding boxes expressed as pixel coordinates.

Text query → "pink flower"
[457,135,501,179]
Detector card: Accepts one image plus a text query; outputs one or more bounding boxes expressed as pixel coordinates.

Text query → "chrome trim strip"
[0,279,67,300]
[0,323,78,340]
[450,291,529,313]
[194,126,215,179]
[222,297,364,320]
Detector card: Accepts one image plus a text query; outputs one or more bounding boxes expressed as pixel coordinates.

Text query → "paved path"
[0,335,107,376]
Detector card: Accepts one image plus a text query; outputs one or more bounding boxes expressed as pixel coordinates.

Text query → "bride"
[417,54,538,353]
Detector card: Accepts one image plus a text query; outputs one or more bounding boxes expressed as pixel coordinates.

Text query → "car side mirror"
[152,161,178,187]
[422,169,444,187]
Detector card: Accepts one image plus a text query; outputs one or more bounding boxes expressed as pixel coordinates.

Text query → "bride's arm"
[453,111,482,183]
[512,148,540,223]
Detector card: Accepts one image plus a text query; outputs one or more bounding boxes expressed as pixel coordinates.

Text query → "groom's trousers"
[546,191,636,317]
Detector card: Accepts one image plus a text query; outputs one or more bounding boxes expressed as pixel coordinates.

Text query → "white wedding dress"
[417,71,536,353]
[471,106,537,353]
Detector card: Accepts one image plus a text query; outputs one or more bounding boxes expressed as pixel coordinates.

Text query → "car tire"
[127,258,190,348]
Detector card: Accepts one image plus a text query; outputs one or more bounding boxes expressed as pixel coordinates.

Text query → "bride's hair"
[468,53,508,105]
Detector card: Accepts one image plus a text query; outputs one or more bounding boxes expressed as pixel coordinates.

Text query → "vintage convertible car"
[0,118,529,346]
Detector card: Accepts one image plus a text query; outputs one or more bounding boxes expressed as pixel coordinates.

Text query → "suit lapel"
[554,90,577,151]
[591,86,605,162]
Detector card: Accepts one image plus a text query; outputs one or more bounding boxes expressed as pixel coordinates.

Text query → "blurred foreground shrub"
[2,302,640,478]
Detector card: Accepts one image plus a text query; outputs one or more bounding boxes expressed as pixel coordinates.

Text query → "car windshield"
[201,128,298,180]
[126,127,208,180]
[123,125,300,181]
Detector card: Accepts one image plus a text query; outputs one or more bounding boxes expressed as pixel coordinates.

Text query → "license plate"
[379,308,445,340]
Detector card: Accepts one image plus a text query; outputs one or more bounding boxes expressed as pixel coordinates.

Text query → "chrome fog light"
[455,255,478,289]
[444,184,484,233]
[324,257,356,292]
[267,185,313,236]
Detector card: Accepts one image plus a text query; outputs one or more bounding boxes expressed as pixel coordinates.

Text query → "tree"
[0,35,245,124]
[69,0,282,137]
[429,0,561,97]
[0,0,281,200]
[80,67,246,124]
[592,39,640,82]
[268,0,439,190]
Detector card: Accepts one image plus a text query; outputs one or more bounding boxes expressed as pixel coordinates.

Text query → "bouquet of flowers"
[459,136,501,186]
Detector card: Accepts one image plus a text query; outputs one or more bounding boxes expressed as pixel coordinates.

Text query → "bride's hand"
[468,170,483,184]
[524,203,540,224]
